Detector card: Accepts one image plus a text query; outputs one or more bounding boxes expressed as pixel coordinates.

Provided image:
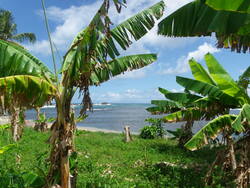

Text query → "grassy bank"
[0,127,217,187]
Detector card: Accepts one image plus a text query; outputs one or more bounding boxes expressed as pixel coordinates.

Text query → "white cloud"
[94,88,166,103]
[100,89,141,102]
[160,42,220,74]
[26,1,101,55]
[27,0,195,55]
[116,69,146,79]
[170,88,184,93]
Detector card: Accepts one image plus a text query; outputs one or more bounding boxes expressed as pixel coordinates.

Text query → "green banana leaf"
[89,54,156,85]
[232,104,250,132]
[158,87,201,106]
[162,107,205,123]
[62,1,164,86]
[0,39,54,81]
[146,100,181,114]
[0,75,57,107]
[205,54,248,104]
[238,66,250,90]
[96,1,165,58]
[185,114,236,151]
[189,58,216,85]
[176,76,240,106]
[206,0,250,14]
[158,0,250,53]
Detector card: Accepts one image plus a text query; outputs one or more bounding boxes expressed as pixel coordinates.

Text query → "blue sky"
[1,0,249,103]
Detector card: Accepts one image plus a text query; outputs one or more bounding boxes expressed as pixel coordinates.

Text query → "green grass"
[0,128,218,187]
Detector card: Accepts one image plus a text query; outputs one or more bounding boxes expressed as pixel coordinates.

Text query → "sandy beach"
[0,116,123,134]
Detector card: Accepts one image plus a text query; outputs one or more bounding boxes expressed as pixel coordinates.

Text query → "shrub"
[140,118,165,139]
[140,125,158,139]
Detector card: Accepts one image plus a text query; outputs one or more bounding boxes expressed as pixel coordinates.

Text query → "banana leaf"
[185,114,236,151]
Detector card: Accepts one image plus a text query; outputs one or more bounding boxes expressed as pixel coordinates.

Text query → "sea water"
[25,103,238,134]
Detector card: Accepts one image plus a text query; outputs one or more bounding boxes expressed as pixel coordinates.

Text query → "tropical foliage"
[0,1,165,187]
[0,9,36,43]
[140,118,165,139]
[147,87,201,146]
[206,0,250,13]
[161,53,250,187]
[158,0,250,53]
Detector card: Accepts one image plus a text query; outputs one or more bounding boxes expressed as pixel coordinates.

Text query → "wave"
[41,105,56,109]
[93,103,111,106]
[93,108,106,111]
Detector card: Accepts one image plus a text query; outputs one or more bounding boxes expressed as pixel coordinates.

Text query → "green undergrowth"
[0,127,218,187]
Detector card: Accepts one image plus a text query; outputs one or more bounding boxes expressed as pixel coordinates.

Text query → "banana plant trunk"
[179,120,193,147]
[10,105,23,142]
[47,88,76,188]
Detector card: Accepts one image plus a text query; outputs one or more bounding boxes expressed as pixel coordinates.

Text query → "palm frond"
[12,33,36,43]
[0,10,16,40]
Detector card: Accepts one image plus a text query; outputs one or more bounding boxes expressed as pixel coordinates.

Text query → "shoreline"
[0,116,137,134]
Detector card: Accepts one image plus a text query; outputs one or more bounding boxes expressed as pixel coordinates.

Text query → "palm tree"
[164,53,250,187]
[158,0,250,53]
[0,9,36,43]
[0,1,165,187]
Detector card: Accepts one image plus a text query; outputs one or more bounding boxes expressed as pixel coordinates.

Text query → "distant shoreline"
[0,116,132,134]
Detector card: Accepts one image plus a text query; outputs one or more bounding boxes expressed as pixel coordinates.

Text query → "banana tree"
[158,0,250,53]
[0,39,56,141]
[0,1,165,187]
[163,53,250,187]
[147,87,202,146]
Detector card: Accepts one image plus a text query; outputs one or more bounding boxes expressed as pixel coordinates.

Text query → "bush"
[140,125,158,139]
[140,118,165,139]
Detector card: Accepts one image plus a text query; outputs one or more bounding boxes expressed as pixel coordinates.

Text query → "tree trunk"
[36,107,41,120]
[11,106,20,142]
[0,95,5,115]
[227,136,237,171]
[179,120,193,147]
[46,94,76,188]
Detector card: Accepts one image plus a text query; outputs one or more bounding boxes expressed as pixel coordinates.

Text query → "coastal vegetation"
[0,0,249,187]
[0,127,218,187]
[148,54,250,187]
[0,9,36,43]
[0,0,165,187]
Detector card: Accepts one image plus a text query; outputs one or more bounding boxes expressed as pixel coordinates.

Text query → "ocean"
[25,103,238,134]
